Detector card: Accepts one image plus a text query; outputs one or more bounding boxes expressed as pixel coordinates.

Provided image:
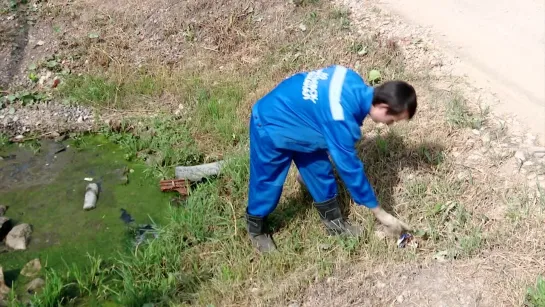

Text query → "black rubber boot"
[246,213,277,253]
[314,197,363,236]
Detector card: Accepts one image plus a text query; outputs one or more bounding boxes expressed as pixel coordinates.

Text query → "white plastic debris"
[83,183,99,211]
[175,161,225,182]
[84,177,93,181]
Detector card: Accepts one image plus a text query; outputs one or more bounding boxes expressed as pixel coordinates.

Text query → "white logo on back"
[302,69,329,104]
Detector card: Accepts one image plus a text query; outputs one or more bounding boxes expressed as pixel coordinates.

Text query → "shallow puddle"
[0,136,173,273]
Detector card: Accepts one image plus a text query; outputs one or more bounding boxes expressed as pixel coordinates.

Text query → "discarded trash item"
[433,250,449,262]
[135,224,159,245]
[84,177,93,182]
[83,183,99,210]
[175,161,225,182]
[397,232,417,248]
[120,208,134,224]
[160,179,189,196]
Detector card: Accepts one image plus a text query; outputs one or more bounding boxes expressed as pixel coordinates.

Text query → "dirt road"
[378,0,545,143]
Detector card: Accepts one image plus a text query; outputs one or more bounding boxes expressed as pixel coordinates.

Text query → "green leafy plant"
[526,277,545,307]
[368,69,381,85]
[3,91,50,106]
[29,72,39,82]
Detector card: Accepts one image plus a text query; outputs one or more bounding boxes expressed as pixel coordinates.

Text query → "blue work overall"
[247,65,379,217]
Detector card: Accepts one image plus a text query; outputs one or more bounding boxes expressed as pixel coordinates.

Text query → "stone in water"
[6,223,32,250]
[83,183,99,210]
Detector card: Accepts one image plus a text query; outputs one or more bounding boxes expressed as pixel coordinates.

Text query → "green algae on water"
[0,135,174,272]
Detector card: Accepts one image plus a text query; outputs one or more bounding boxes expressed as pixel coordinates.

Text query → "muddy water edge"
[0,135,173,284]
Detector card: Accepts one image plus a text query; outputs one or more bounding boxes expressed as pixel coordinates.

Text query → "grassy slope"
[3,0,544,306]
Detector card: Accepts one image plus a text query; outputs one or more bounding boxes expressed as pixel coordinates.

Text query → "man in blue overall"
[247,65,417,253]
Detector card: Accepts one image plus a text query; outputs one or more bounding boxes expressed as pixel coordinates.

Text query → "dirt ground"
[377,0,545,144]
[300,253,535,307]
[1,0,544,305]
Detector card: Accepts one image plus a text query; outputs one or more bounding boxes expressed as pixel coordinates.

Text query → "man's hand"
[371,206,410,236]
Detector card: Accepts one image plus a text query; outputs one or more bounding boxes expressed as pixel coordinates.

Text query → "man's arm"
[321,118,378,208]
[321,115,410,235]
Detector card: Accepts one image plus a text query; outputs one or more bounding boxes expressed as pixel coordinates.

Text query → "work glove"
[371,207,410,236]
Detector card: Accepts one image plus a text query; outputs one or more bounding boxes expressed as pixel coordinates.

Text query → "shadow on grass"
[269,131,445,231]
[4,268,21,287]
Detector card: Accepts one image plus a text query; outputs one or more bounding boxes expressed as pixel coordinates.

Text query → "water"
[0,136,173,273]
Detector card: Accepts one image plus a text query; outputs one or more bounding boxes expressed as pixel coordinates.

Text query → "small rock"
[457,172,469,181]
[396,294,404,303]
[318,243,331,250]
[471,129,480,135]
[12,116,18,122]
[375,281,386,289]
[298,23,307,31]
[514,151,526,162]
[54,134,68,142]
[36,40,45,46]
[21,259,42,277]
[523,161,534,167]
[250,287,259,293]
[25,278,45,294]
[534,152,545,159]
[530,147,545,158]
[6,223,32,250]
[0,217,12,240]
[481,133,491,143]
[0,206,6,216]
[0,267,11,302]
[77,115,84,123]
[38,75,47,85]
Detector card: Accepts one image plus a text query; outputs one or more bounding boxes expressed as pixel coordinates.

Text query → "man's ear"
[377,103,390,112]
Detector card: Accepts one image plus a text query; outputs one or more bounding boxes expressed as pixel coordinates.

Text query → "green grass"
[446,95,488,129]
[59,72,248,156]
[527,277,545,307]
[0,133,8,146]
[330,8,351,29]
[59,75,119,106]
[100,116,203,179]
[186,79,248,150]
[58,70,169,108]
